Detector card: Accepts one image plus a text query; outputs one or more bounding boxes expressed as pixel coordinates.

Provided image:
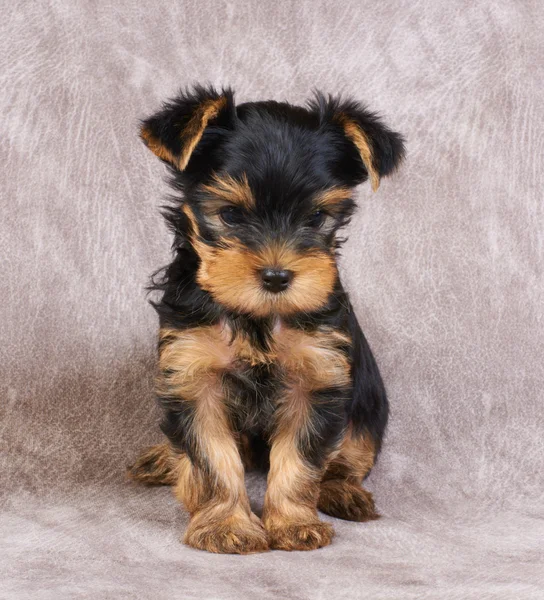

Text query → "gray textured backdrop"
[1,1,543,598]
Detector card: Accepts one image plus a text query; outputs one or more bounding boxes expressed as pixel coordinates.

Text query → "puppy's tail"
[126,443,180,486]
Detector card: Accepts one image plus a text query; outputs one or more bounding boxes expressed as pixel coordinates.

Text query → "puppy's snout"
[260,268,293,293]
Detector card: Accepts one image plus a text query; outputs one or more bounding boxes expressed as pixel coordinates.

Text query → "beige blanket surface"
[1,1,543,598]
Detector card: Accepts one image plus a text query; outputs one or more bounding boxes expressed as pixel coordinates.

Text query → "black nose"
[260,268,293,293]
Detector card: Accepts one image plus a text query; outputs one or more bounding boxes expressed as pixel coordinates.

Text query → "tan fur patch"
[194,240,337,317]
[275,326,351,392]
[158,326,234,400]
[314,186,353,211]
[181,204,201,237]
[181,204,220,288]
[335,114,380,192]
[174,453,211,513]
[323,426,376,482]
[201,172,255,210]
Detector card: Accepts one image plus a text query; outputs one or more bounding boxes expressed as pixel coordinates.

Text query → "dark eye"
[307,210,326,228]
[219,206,245,225]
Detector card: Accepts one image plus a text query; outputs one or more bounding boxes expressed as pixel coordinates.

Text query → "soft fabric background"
[1,1,543,598]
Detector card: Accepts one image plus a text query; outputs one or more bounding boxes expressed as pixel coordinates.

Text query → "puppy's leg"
[262,327,352,550]
[158,327,268,554]
[262,388,344,551]
[263,436,333,550]
[318,427,379,521]
[169,386,268,554]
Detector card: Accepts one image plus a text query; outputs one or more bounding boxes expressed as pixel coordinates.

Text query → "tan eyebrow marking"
[200,173,255,209]
[313,186,352,210]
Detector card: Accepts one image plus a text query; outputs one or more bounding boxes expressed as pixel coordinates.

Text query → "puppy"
[128,86,404,554]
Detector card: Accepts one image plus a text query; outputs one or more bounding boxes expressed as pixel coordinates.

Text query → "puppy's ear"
[140,85,235,171]
[309,93,405,191]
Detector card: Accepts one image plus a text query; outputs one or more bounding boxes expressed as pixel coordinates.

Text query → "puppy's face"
[185,172,351,317]
[141,87,404,317]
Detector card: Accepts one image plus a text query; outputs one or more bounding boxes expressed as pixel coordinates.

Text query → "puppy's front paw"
[184,512,269,554]
[266,520,334,551]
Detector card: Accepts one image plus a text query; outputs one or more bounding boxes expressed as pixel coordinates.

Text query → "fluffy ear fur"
[309,93,405,191]
[140,85,235,171]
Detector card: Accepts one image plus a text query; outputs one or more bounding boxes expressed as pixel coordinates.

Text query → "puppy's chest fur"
[159,318,352,433]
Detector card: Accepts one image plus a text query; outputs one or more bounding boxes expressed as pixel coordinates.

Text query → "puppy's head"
[141,85,405,317]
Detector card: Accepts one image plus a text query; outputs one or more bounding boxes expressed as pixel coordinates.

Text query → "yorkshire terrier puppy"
[128,85,404,554]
